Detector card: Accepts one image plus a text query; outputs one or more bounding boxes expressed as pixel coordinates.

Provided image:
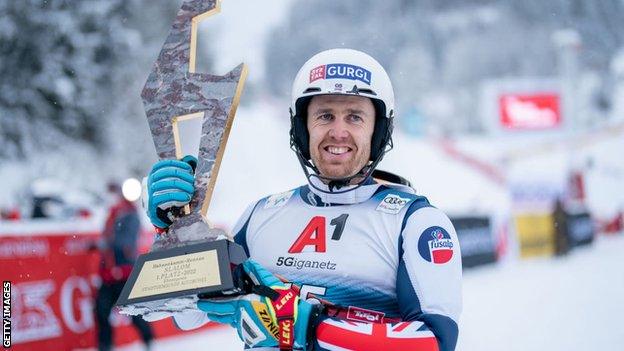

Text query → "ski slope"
[117,234,624,351]
[458,234,624,351]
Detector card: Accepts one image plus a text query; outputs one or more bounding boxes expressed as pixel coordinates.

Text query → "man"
[552,198,570,256]
[145,49,462,350]
[95,183,153,351]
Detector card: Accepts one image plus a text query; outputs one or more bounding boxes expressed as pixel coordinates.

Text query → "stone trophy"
[116,0,248,317]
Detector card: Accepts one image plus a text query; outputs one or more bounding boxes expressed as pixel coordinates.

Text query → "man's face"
[307,95,376,180]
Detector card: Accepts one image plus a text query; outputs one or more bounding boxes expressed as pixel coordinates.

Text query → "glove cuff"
[156,206,174,227]
[181,155,198,171]
[295,302,324,350]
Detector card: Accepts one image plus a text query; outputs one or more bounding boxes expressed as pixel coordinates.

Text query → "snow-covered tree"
[0,0,177,166]
[0,0,184,200]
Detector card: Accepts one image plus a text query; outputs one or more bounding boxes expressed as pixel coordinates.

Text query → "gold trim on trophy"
[172,112,205,160]
[189,0,221,74]
[172,111,204,215]
[201,64,248,216]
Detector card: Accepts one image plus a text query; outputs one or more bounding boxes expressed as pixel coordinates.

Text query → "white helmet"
[289,49,395,187]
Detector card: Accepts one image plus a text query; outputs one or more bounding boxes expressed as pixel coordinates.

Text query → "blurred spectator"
[94,182,153,351]
[567,170,586,202]
[31,195,64,218]
[0,207,20,220]
[29,178,94,219]
[553,198,570,256]
[602,210,624,234]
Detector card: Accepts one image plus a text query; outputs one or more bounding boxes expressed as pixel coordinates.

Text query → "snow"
[580,134,624,217]
[459,234,624,350]
[117,325,242,351]
[197,0,294,83]
[382,132,510,216]
[207,101,305,229]
[114,234,624,351]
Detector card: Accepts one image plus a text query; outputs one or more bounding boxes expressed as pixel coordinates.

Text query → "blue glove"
[145,155,197,229]
[198,260,319,350]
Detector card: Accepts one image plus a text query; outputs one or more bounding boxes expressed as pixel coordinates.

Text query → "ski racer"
[145,49,462,350]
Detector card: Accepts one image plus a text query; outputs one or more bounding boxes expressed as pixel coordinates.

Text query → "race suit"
[174,178,462,351]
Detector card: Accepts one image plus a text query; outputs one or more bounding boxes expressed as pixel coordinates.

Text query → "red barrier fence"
[1,219,214,350]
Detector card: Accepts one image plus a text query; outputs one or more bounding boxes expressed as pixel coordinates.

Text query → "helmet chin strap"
[308,168,371,194]
[290,112,394,195]
[296,147,387,195]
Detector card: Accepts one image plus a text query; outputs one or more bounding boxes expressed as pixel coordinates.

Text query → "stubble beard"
[312,143,371,183]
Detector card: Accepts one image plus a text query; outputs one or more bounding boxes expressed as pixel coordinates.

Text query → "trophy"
[116,0,248,317]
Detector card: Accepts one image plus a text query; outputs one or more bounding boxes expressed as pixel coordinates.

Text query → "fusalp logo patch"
[418,226,454,264]
[309,64,372,85]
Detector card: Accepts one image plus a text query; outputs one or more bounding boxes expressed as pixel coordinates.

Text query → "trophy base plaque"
[116,238,247,316]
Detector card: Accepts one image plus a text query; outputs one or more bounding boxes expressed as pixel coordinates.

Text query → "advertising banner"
[499,93,561,130]
[451,216,497,268]
[567,211,594,247]
[514,213,556,258]
[1,224,214,350]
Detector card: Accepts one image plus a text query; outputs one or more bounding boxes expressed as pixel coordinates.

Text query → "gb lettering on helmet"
[289,49,396,188]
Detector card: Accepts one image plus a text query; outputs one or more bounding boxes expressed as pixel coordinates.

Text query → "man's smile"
[324,146,353,155]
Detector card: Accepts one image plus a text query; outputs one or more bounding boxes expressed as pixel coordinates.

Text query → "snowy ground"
[459,234,624,351]
[118,234,624,351]
[117,326,242,351]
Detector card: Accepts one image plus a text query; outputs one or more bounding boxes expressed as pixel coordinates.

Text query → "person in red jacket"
[95,182,153,351]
